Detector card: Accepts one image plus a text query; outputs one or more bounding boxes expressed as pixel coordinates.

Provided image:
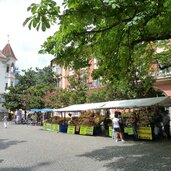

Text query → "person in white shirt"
[113,111,124,142]
[2,114,8,128]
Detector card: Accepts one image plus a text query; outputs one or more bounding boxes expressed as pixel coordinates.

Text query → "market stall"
[40,96,171,140]
[50,102,106,135]
[101,96,171,140]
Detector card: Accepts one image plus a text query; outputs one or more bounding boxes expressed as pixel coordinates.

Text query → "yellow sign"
[124,127,133,135]
[44,123,52,131]
[51,124,59,132]
[137,127,152,140]
[109,126,113,137]
[67,126,75,134]
[80,126,94,135]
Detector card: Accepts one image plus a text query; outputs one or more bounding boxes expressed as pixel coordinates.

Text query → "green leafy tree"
[3,66,57,111]
[43,88,70,108]
[24,0,171,97]
[67,73,88,104]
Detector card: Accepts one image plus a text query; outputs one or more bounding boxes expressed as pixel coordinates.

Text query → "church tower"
[0,43,17,113]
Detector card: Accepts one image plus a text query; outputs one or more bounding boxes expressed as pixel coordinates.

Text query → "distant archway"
[153,78,171,97]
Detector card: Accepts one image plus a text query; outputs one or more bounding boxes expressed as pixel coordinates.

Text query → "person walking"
[2,114,8,128]
[113,111,124,142]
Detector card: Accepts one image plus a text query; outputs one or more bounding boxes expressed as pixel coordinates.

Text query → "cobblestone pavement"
[0,122,171,171]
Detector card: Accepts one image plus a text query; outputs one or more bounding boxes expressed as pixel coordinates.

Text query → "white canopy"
[54,102,105,112]
[54,96,171,112]
[101,96,171,109]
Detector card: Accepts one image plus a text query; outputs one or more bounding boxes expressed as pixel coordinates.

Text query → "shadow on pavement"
[0,161,52,171]
[0,139,26,151]
[78,141,171,171]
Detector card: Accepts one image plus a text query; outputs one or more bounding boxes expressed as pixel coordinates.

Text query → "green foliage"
[2,66,57,111]
[24,0,171,98]
[67,73,88,104]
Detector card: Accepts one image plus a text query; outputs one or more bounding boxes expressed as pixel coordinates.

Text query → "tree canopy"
[24,0,171,96]
[2,67,57,111]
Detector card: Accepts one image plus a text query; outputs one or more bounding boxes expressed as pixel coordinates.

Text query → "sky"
[0,0,60,71]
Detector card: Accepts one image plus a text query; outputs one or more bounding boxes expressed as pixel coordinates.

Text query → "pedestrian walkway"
[0,122,171,171]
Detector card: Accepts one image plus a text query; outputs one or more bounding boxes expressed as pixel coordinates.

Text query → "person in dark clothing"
[131,112,138,141]
[103,117,109,136]
[162,110,170,140]
[103,111,110,136]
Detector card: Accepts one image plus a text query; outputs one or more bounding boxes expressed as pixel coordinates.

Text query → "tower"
[0,42,17,113]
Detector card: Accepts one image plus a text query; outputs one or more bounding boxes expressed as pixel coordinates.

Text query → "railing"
[155,67,171,79]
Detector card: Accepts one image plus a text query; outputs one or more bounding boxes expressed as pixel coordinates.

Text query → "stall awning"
[101,96,171,109]
[54,102,105,112]
[52,96,171,112]
[30,108,54,113]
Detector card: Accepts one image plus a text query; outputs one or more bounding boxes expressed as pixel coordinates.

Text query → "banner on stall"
[109,126,113,137]
[80,126,94,135]
[137,127,152,140]
[124,127,134,135]
[67,126,75,134]
[44,123,51,131]
[44,123,59,132]
[51,124,59,132]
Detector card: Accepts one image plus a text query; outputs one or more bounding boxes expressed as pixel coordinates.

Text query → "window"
[6,65,10,73]
[11,81,13,87]
[56,65,61,75]
[11,63,15,73]
[5,83,8,89]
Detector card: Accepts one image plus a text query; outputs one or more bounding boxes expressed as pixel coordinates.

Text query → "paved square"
[0,122,171,171]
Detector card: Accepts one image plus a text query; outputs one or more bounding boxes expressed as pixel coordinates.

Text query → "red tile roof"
[0,50,6,59]
[2,43,17,60]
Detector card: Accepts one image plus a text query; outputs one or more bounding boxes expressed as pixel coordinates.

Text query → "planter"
[94,126,102,136]
[59,124,68,133]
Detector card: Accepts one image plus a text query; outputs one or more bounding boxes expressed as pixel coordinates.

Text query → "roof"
[101,96,171,109]
[30,108,54,113]
[30,97,171,113]
[0,50,6,59]
[2,43,17,60]
[54,96,171,112]
[54,102,105,112]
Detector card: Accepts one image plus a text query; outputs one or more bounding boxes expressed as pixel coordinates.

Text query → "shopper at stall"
[103,113,110,137]
[131,112,138,141]
[118,112,125,136]
[113,111,124,142]
[153,112,163,140]
[162,110,170,140]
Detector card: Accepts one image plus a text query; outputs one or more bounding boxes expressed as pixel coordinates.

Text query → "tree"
[67,73,88,104]
[24,0,171,96]
[2,66,57,111]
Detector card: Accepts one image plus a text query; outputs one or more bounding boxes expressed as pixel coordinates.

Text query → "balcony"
[156,67,171,79]
[153,67,171,87]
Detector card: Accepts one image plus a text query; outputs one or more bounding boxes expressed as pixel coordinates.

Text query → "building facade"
[0,43,17,113]
[51,58,101,90]
[51,57,171,98]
